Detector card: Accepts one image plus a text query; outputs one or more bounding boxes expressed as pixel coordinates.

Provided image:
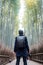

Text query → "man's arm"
[25,37,29,53]
[14,37,17,52]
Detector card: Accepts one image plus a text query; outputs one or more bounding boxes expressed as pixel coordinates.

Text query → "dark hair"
[19,30,23,36]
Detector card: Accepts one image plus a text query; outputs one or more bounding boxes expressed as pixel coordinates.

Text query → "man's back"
[16,36,26,49]
[14,35,29,57]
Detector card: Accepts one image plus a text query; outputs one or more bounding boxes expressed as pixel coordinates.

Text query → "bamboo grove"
[0,0,43,50]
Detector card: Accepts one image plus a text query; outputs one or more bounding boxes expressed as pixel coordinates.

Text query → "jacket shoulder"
[25,36,27,39]
[15,37,17,39]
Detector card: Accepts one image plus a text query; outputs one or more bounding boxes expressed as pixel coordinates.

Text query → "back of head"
[19,30,23,36]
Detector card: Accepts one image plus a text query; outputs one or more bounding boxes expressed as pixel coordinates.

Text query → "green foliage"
[23,0,43,46]
[0,0,43,49]
[0,0,20,49]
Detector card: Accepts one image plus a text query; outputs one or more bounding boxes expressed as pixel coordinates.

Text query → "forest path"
[6,58,42,65]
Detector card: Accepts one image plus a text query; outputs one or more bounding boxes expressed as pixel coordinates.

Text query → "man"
[14,30,29,65]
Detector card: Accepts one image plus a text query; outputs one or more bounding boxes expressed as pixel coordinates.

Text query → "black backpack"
[16,36,25,48]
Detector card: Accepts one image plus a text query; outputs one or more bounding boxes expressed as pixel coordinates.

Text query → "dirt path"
[6,58,42,65]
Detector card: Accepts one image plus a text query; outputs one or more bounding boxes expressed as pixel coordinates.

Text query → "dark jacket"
[14,36,29,57]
